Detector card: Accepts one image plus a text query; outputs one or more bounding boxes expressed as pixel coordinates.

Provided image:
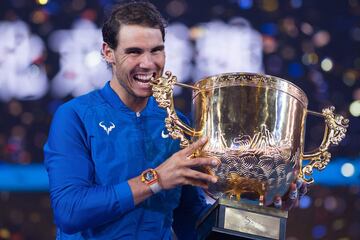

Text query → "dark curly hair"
[102,1,167,49]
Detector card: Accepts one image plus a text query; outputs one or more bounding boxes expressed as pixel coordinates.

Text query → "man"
[45,2,218,239]
[44,2,304,239]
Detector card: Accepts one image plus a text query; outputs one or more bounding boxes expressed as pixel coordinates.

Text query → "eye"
[128,50,142,55]
[125,48,143,55]
[151,46,164,54]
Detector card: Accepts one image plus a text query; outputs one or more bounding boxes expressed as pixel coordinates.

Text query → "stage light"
[353,88,360,100]
[324,196,337,211]
[312,225,327,239]
[342,69,358,86]
[300,22,313,35]
[302,53,319,65]
[299,195,311,209]
[0,229,10,239]
[260,0,278,12]
[332,219,345,231]
[321,58,333,72]
[288,62,304,78]
[260,22,278,36]
[37,0,48,5]
[341,163,355,177]
[313,30,330,47]
[237,0,253,9]
[349,100,360,117]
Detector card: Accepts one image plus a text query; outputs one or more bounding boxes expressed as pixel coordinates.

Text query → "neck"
[110,80,149,112]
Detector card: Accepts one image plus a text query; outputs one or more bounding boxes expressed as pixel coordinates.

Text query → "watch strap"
[149,182,162,194]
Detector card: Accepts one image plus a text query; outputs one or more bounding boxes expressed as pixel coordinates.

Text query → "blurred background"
[0,0,359,239]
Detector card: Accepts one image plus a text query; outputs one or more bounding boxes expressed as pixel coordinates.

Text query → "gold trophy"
[151,72,348,240]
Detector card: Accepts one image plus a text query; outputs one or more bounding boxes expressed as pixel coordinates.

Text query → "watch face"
[144,171,155,182]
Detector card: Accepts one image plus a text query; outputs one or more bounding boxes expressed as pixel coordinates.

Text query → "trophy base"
[196,198,288,240]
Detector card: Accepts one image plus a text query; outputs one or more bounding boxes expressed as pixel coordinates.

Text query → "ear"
[102,42,115,64]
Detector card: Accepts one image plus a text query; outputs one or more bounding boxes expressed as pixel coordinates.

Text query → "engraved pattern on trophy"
[202,125,298,205]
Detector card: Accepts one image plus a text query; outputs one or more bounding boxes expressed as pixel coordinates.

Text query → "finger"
[183,157,219,168]
[273,196,282,209]
[282,183,298,210]
[296,178,303,189]
[184,179,209,189]
[288,182,298,200]
[181,137,208,156]
[182,168,218,184]
[296,179,308,197]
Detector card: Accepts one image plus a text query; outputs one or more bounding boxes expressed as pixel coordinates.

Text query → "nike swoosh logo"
[161,130,169,139]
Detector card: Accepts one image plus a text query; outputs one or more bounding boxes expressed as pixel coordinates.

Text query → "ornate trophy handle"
[301,106,349,184]
[150,71,202,148]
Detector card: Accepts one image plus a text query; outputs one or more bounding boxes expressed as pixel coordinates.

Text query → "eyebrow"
[124,47,143,54]
[152,45,165,52]
[124,45,164,54]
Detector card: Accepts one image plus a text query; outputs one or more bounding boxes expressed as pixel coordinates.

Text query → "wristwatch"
[141,169,162,194]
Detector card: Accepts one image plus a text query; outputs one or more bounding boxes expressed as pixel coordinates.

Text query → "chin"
[135,91,152,98]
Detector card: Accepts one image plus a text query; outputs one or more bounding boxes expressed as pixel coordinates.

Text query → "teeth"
[134,73,153,81]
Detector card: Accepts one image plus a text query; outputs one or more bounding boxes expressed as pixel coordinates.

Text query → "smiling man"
[103,24,165,111]
[44,1,218,240]
[44,1,305,239]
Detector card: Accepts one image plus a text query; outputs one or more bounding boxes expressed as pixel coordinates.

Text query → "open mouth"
[133,73,156,83]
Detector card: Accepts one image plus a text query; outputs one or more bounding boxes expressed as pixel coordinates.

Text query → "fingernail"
[274,197,282,209]
[200,137,207,143]
[289,189,298,200]
[212,159,218,166]
[212,177,218,183]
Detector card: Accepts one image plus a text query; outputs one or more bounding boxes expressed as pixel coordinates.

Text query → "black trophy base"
[196,198,288,240]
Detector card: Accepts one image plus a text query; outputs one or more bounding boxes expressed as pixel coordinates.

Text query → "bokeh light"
[299,195,312,209]
[349,100,360,117]
[313,30,330,47]
[312,225,327,239]
[0,1,359,239]
[36,0,49,5]
[341,163,355,177]
[321,58,334,72]
[237,0,253,9]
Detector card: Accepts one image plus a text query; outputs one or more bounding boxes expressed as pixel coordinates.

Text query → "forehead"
[117,24,163,48]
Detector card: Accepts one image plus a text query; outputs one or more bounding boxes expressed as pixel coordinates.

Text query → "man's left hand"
[273,178,308,211]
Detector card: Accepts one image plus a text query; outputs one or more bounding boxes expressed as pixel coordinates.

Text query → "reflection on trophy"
[151,72,349,240]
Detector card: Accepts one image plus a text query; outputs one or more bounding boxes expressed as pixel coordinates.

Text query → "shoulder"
[54,89,106,121]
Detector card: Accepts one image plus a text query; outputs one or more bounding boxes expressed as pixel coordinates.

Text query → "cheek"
[116,58,136,73]
[155,54,165,68]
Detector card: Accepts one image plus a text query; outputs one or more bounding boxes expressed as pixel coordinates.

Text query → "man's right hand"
[156,137,219,190]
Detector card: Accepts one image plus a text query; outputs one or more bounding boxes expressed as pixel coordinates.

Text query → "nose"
[139,53,155,69]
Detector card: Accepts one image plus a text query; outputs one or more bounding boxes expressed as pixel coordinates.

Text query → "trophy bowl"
[151,72,348,206]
